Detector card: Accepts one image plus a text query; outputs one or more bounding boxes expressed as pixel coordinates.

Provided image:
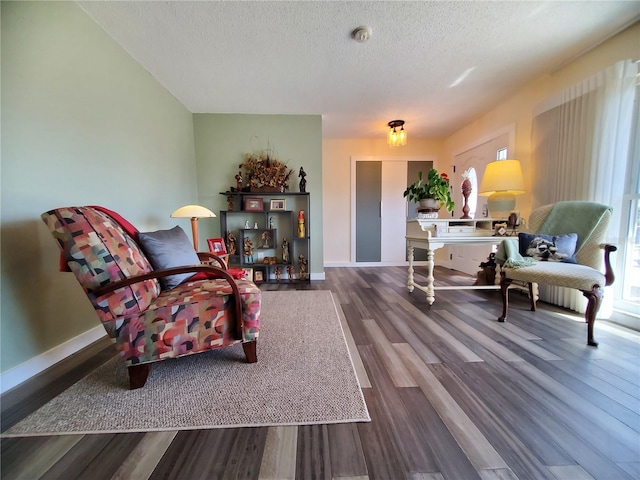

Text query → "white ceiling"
[78,1,640,139]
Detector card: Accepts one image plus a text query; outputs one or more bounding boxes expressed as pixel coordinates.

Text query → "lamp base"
[487,192,516,219]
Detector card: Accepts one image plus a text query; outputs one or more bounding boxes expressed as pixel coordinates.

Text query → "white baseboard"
[310,272,326,280]
[323,261,428,267]
[0,326,107,395]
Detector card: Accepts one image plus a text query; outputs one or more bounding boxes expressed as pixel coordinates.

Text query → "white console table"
[406,218,504,305]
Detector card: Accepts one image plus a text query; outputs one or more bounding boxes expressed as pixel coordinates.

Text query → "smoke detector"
[352,26,372,43]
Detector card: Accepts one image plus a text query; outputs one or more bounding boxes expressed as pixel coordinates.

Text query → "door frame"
[445,124,516,270]
[350,156,436,265]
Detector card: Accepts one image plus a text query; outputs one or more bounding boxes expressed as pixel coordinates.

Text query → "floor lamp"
[170,205,216,251]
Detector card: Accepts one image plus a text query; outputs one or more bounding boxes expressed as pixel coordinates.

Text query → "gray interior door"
[356,162,381,262]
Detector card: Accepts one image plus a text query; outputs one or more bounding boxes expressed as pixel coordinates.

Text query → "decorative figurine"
[298,254,308,280]
[227,195,234,211]
[243,237,254,263]
[227,231,237,255]
[275,266,282,282]
[461,168,472,219]
[298,166,307,193]
[282,238,290,264]
[287,265,295,281]
[244,220,250,229]
[235,171,243,191]
[298,210,305,238]
[254,222,258,229]
[261,231,272,248]
[269,217,274,229]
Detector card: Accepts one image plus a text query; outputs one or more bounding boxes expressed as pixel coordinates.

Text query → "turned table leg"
[426,248,435,305]
[407,245,415,293]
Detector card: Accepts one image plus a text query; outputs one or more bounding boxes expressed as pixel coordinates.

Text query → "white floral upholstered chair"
[495,201,616,347]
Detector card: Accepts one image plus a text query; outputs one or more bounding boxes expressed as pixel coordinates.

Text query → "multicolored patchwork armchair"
[41,206,261,388]
[496,201,616,347]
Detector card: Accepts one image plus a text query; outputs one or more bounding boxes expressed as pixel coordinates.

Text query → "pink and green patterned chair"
[41,206,261,389]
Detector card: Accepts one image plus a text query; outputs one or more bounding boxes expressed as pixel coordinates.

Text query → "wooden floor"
[2,266,639,480]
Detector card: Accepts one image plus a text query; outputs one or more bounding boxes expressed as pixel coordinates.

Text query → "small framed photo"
[207,237,227,255]
[242,268,253,280]
[254,270,264,283]
[244,197,264,211]
[270,199,286,210]
[494,222,508,237]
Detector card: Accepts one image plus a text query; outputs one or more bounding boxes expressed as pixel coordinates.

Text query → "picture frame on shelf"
[244,197,264,211]
[270,199,286,210]
[254,270,264,283]
[206,237,227,255]
[494,222,509,237]
[241,268,253,280]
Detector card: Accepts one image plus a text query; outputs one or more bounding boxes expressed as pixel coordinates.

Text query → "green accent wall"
[1,2,198,373]
[193,114,324,276]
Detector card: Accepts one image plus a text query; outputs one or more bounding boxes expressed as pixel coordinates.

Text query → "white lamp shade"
[478,160,525,196]
[170,205,216,219]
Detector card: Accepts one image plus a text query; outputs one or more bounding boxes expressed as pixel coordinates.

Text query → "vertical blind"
[531,59,637,314]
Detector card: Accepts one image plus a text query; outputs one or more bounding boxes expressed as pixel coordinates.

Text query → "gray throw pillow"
[518,232,578,263]
[137,226,200,290]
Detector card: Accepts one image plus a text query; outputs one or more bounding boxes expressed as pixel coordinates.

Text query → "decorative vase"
[250,185,283,193]
[460,169,473,219]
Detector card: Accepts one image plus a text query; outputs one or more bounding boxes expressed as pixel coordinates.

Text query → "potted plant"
[403,168,455,212]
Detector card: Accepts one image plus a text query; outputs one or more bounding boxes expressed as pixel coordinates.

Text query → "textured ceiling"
[78,1,640,139]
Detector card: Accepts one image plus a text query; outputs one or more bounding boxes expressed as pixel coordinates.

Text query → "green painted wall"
[193,114,324,276]
[1,2,198,373]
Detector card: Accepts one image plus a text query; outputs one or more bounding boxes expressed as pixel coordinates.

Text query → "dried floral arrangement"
[240,151,294,192]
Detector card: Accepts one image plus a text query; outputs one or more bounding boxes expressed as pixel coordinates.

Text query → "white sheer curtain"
[531,59,637,315]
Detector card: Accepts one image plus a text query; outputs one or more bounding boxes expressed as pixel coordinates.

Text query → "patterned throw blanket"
[495,238,536,269]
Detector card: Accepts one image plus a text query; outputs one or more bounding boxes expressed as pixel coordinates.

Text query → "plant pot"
[250,186,284,193]
[418,198,440,212]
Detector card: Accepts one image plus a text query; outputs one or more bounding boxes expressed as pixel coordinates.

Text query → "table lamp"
[478,160,525,219]
[170,205,216,251]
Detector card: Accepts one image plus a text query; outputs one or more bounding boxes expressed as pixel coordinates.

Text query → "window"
[616,83,640,317]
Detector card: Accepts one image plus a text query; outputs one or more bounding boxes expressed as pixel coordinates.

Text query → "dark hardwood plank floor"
[2,266,639,480]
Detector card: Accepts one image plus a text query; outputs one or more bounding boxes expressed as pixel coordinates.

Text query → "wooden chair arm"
[92,264,244,340]
[602,243,617,286]
[197,252,229,269]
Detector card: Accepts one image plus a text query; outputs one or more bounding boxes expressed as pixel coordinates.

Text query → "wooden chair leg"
[243,340,257,363]
[128,364,151,389]
[498,273,512,322]
[581,286,603,347]
[528,282,537,311]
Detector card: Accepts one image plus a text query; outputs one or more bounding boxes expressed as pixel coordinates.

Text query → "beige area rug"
[4,290,369,436]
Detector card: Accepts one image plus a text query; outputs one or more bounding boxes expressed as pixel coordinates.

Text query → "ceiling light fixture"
[387,120,407,147]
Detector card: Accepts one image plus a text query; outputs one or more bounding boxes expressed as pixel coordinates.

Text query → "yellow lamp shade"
[479,160,525,218]
[479,160,525,196]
